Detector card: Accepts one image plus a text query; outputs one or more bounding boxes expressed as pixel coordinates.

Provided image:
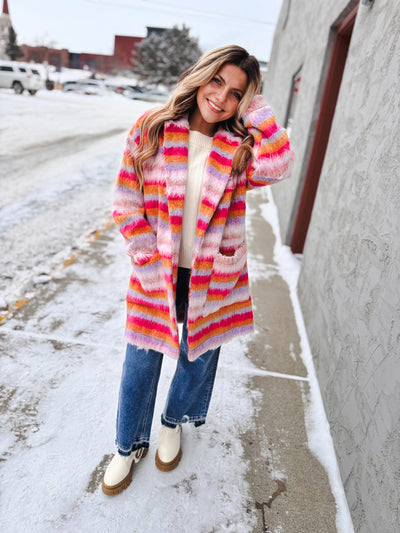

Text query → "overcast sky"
[8,0,283,62]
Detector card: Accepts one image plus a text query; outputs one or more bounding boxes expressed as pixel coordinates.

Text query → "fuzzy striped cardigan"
[113,95,294,361]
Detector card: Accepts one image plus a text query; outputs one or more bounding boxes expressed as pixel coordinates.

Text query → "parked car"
[62,80,81,92]
[141,89,170,102]
[0,60,45,95]
[121,86,170,102]
[79,79,107,96]
[122,85,147,100]
[62,79,107,96]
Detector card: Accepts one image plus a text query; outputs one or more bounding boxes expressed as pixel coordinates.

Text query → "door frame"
[290,4,359,253]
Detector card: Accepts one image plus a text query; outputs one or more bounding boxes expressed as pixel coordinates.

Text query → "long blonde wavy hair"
[134,45,261,188]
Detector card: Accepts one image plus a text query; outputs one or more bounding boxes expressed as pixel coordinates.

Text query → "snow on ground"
[0,87,352,532]
[0,226,259,532]
[0,88,151,311]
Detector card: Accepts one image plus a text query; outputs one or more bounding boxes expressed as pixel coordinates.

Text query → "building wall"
[77,52,114,72]
[264,1,400,532]
[19,35,143,73]
[20,45,70,68]
[114,35,143,69]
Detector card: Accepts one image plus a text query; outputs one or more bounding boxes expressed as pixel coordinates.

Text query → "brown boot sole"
[155,447,182,472]
[102,448,148,496]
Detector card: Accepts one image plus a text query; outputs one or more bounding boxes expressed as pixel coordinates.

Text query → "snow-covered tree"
[133,25,201,88]
[6,25,23,61]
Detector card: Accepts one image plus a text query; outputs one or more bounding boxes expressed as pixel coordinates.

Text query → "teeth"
[208,100,222,112]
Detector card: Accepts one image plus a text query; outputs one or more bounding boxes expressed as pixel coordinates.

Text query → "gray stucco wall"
[264,1,400,532]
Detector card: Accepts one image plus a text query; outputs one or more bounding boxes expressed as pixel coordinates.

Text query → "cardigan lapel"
[163,116,189,272]
[195,128,241,242]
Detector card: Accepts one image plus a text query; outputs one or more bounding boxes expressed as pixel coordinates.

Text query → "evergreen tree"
[133,25,201,88]
[6,25,23,61]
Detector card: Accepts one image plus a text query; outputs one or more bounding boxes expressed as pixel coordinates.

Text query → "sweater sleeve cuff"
[242,95,273,129]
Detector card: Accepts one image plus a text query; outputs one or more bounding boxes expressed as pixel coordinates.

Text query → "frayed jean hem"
[161,413,206,429]
[116,439,150,457]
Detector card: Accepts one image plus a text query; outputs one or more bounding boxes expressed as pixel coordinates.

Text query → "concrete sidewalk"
[0,190,338,532]
[244,191,337,532]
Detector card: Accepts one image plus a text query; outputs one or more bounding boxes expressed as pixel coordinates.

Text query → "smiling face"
[190,63,248,136]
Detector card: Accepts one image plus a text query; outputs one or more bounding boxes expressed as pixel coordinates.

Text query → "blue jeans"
[116,268,221,456]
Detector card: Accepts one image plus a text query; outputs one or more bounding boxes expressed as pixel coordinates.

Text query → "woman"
[102,45,294,495]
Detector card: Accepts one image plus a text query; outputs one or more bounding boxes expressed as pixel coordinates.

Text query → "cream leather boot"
[102,447,148,495]
[155,425,182,471]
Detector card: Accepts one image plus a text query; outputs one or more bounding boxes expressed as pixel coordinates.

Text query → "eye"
[232,91,242,101]
[211,77,221,85]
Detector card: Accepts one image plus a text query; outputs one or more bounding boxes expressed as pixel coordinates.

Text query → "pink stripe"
[264,122,278,137]
[165,123,186,133]
[123,218,149,232]
[210,150,231,167]
[127,315,171,335]
[170,215,183,226]
[119,169,136,179]
[164,146,188,157]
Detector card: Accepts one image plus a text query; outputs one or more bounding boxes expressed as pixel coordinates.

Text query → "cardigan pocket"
[205,241,247,309]
[130,250,164,293]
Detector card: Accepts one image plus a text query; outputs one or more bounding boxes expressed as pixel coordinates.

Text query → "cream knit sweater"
[178,130,213,268]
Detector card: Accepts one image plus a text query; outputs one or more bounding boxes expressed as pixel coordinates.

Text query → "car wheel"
[13,81,24,94]
[28,90,37,96]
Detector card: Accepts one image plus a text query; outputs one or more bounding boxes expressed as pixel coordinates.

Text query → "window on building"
[84,59,97,69]
[284,65,302,138]
[50,54,61,67]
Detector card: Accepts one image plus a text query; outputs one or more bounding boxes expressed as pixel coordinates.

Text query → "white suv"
[0,60,45,95]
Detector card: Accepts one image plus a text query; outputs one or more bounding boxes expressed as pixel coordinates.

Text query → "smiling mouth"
[207,99,223,112]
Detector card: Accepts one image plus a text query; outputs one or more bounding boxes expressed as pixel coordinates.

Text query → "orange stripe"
[213,137,238,153]
[190,299,251,328]
[189,316,253,349]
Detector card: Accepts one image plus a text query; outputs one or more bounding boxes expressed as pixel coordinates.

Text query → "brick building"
[20,34,144,73]
[21,44,70,69]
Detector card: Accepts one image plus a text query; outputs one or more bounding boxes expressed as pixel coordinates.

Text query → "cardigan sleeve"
[112,117,158,265]
[243,95,294,190]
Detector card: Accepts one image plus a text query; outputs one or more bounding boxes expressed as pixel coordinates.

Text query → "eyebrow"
[216,74,245,95]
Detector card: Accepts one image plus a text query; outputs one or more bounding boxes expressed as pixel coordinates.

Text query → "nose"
[215,86,230,105]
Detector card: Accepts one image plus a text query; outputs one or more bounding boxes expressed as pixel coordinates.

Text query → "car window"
[0,66,13,71]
